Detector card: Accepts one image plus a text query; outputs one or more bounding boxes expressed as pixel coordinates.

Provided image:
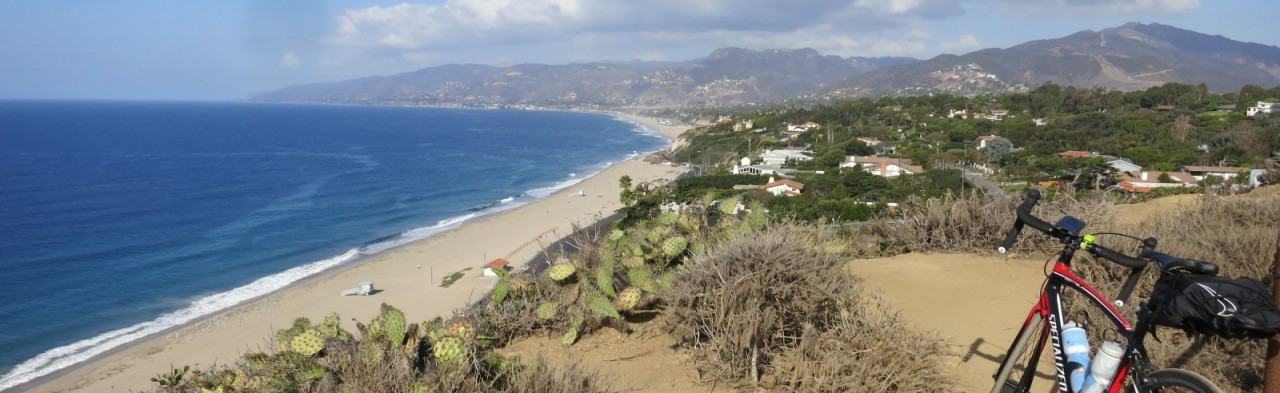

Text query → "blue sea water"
[0,101,668,389]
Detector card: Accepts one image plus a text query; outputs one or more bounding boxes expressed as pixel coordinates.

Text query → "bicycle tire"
[1140,368,1223,393]
[990,313,1049,393]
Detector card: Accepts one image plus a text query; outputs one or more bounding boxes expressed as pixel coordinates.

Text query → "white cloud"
[280,52,301,67]
[329,0,965,54]
[993,0,1200,16]
[939,34,983,54]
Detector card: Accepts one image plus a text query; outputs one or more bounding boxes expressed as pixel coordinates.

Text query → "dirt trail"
[847,253,1057,391]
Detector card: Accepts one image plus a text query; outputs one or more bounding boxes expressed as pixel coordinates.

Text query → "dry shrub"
[865,190,1115,255]
[1083,189,1280,393]
[769,297,951,392]
[665,223,951,391]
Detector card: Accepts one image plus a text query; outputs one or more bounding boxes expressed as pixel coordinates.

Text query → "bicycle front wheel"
[1141,368,1223,393]
[990,313,1051,393]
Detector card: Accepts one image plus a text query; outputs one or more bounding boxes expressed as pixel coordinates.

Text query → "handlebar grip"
[996,190,1043,253]
[1090,244,1146,269]
[1014,190,1057,235]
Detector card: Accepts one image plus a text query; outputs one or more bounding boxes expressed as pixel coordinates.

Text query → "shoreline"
[15,114,691,393]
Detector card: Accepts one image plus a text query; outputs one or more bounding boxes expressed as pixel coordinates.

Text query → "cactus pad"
[586,292,621,320]
[432,336,468,367]
[547,263,577,281]
[661,236,688,258]
[536,302,559,320]
[447,320,475,339]
[608,229,625,241]
[616,287,642,311]
[290,329,325,356]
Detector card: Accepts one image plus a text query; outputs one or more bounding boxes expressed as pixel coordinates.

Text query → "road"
[962,171,1006,197]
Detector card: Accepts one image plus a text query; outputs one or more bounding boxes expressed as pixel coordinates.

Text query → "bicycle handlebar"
[997,189,1148,269]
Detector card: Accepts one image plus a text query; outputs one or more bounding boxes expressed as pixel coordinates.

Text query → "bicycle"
[990,189,1223,393]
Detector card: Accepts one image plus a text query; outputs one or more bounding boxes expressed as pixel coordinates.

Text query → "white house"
[840,156,924,177]
[732,157,784,176]
[1246,101,1280,116]
[856,137,882,146]
[1181,165,1246,181]
[1105,157,1143,173]
[977,135,1002,149]
[763,177,805,197]
[759,148,813,166]
[1114,171,1197,194]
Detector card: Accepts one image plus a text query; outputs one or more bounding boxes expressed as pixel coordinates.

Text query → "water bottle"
[1062,321,1091,392]
[1081,341,1124,393]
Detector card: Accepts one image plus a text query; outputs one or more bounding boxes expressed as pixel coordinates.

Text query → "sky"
[1,0,1277,101]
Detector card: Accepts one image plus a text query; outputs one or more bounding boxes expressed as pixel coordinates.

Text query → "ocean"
[0,100,668,390]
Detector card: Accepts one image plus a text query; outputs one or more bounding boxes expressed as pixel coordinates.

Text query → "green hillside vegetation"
[663,82,1280,193]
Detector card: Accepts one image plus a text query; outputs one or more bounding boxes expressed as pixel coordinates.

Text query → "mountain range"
[250,23,1280,108]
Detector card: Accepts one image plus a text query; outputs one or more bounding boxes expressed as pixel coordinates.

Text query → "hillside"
[832,22,1280,96]
[250,23,1280,107]
[250,48,913,108]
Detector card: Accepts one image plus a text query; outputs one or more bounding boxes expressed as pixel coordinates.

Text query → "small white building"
[1246,101,1280,116]
[732,157,783,176]
[856,137,882,146]
[1181,166,1246,181]
[763,177,804,197]
[1105,158,1142,173]
[758,148,813,166]
[840,156,924,177]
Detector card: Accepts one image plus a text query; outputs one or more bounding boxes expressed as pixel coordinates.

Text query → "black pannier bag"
[1148,272,1280,339]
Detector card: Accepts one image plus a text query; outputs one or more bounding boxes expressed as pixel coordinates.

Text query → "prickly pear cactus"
[560,326,581,348]
[616,287,642,311]
[608,228,625,241]
[596,263,616,298]
[628,266,657,293]
[491,279,509,304]
[547,263,577,282]
[290,329,325,357]
[536,302,559,320]
[275,317,311,352]
[447,320,475,340]
[432,336,468,367]
[661,236,688,258]
[585,292,621,320]
[317,313,351,341]
[374,304,407,346]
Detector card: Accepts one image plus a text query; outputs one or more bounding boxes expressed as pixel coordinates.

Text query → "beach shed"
[483,258,511,277]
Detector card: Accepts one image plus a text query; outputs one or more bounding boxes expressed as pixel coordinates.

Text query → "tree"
[985,138,1014,163]
[619,175,638,206]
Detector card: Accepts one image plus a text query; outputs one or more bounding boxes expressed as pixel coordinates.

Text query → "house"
[1246,101,1280,116]
[732,120,755,132]
[948,109,968,118]
[1181,165,1246,181]
[856,137,881,146]
[1057,150,1102,159]
[1153,105,1175,112]
[1033,118,1048,126]
[1105,157,1142,173]
[732,157,784,176]
[758,148,813,166]
[977,135,1002,149]
[764,177,804,197]
[840,155,924,177]
[985,109,1009,121]
[1113,171,1196,194]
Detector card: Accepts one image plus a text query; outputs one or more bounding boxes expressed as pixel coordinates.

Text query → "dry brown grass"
[882,186,1280,393]
[665,223,952,392]
[866,189,1116,256]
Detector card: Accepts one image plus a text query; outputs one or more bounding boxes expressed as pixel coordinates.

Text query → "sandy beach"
[21,114,691,393]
